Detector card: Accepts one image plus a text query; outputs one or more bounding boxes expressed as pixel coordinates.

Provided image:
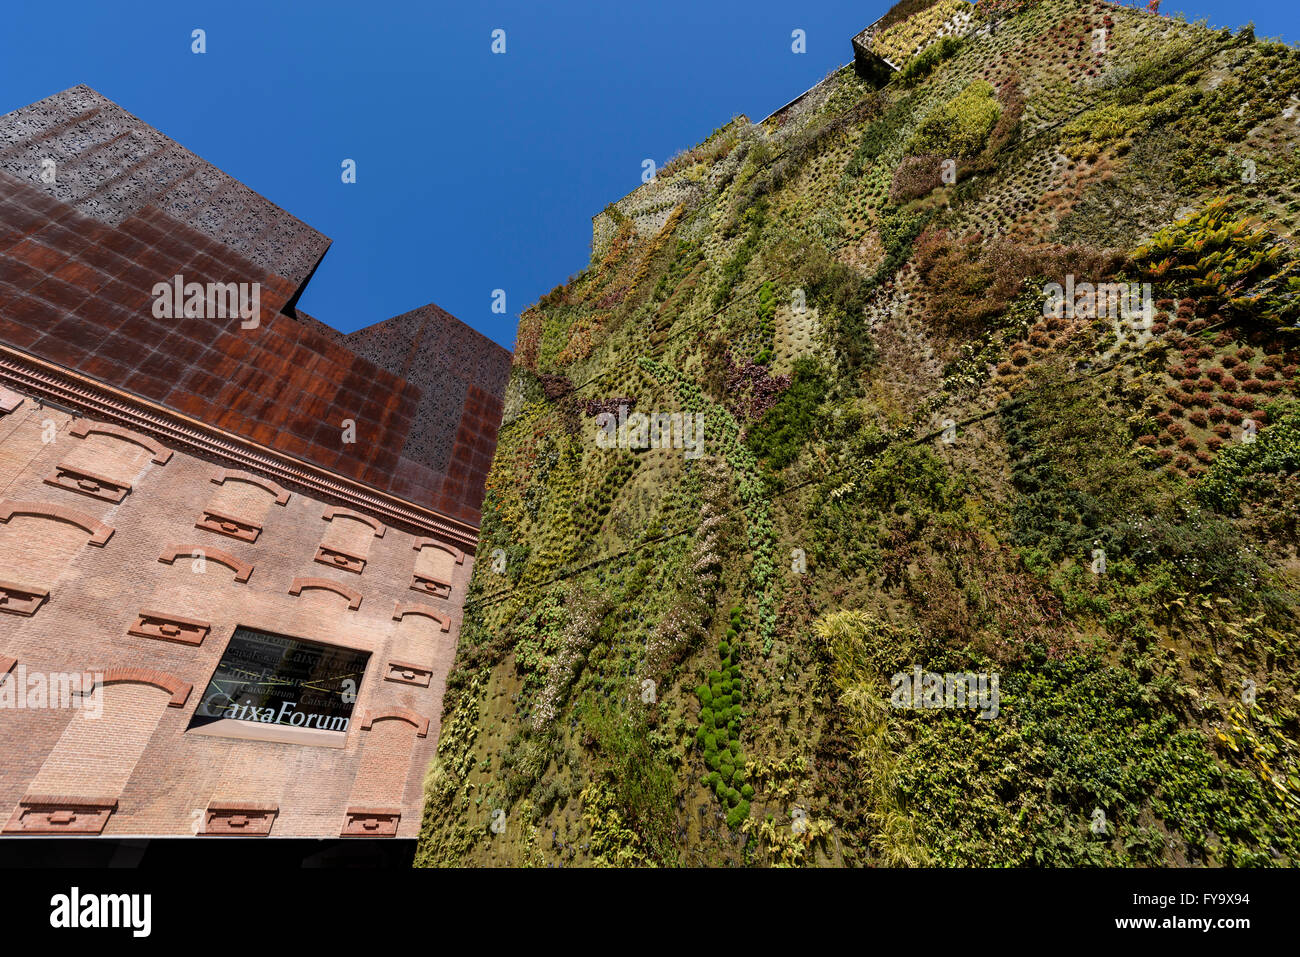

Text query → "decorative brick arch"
[0,500,114,546]
[288,576,362,610]
[209,469,290,505]
[360,708,428,737]
[412,537,465,563]
[95,668,192,707]
[69,419,172,465]
[322,507,385,537]
[391,602,451,632]
[158,545,253,583]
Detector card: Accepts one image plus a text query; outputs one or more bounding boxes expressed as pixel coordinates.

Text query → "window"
[188,627,369,745]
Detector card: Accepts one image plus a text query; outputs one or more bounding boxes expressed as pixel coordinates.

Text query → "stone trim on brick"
[289,576,362,610]
[95,668,192,707]
[384,660,433,687]
[128,610,211,647]
[202,801,278,836]
[195,508,261,543]
[158,544,253,583]
[360,708,429,737]
[323,506,385,537]
[69,418,172,465]
[340,807,401,837]
[412,537,465,563]
[44,463,131,503]
[391,601,451,632]
[0,345,480,550]
[0,499,114,546]
[0,581,49,617]
[409,573,452,600]
[4,795,119,835]
[314,544,366,574]
[210,468,290,505]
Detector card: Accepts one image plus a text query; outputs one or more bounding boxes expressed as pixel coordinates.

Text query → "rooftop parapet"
[852,0,976,74]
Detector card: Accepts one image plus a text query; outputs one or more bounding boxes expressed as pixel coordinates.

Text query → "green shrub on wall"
[904,80,1000,158]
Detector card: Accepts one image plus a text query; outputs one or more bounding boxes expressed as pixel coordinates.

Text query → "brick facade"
[0,86,508,841]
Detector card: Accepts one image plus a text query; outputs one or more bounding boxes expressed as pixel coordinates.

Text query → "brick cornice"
[0,344,479,549]
[128,609,211,646]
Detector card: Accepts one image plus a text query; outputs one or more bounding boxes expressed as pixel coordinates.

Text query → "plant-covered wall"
[418,0,1300,868]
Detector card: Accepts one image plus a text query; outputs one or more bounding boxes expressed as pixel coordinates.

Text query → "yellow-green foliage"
[1131,196,1300,325]
[815,611,930,866]
[580,781,653,867]
[903,80,1000,158]
[871,0,972,68]
[1218,703,1300,811]
[1059,102,1150,159]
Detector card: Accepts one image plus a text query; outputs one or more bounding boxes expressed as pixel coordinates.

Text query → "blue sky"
[1,0,1295,349]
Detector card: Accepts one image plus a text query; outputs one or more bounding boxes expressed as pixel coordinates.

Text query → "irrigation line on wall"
[473,31,1260,609]
[526,26,1232,412]
[466,310,1241,612]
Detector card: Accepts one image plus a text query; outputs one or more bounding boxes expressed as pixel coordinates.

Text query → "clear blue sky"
[1,0,1295,348]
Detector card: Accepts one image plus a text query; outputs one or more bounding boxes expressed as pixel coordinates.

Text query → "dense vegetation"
[417,0,1300,868]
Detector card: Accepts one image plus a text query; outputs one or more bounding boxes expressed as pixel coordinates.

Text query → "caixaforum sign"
[190,627,368,734]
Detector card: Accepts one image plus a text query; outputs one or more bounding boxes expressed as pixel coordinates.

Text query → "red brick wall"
[0,396,471,838]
